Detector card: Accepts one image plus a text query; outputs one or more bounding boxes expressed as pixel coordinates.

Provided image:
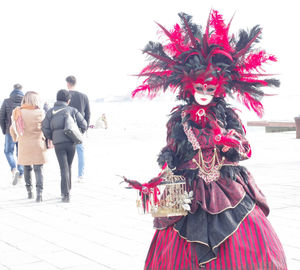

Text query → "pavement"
[0,122,299,270]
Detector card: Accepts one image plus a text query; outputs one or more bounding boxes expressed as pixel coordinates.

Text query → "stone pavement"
[0,124,299,269]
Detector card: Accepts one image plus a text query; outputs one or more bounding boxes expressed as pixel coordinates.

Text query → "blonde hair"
[22,91,42,108]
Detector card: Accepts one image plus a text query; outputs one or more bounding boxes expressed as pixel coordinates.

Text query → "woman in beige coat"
[10,91,47,202]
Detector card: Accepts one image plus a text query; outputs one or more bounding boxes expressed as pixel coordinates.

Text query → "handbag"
[63,112,83,144]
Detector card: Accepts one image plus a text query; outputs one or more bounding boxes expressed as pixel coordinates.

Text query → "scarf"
[11,104,38,137]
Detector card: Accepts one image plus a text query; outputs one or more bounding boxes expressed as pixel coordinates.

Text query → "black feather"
[235,25,262,52]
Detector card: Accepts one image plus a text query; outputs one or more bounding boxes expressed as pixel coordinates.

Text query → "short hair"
[56,89,71,102]
[22,91,41,108]
[66,75,76,86]
[14,84,22,90]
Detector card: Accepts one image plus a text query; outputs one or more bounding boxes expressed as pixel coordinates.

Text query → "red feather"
[132,84,151,98]
[209,10,233,53]
[237,92,264,118]
[156,23,186,56]
[240,51,277,72]
[122,177,143,190]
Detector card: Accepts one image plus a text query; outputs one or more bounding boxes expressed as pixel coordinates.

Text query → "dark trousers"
[24,165,44,191]
[54,142,76,196]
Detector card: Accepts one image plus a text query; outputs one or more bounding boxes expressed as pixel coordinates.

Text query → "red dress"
[144,105,287,270]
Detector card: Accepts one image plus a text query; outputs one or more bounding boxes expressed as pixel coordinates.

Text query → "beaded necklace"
[182,120,225,184]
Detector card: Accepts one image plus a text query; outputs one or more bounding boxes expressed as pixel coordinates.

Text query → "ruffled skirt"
[144,206,287,270]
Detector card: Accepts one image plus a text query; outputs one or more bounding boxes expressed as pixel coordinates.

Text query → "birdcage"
[134,166,192,217]
[151,167,192,217]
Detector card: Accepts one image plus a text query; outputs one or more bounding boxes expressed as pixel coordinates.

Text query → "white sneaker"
[12,170,19,185]
[17,174,23,184]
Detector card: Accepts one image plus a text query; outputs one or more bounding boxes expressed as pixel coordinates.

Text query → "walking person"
[10,91,47,202]
[66,75,90,181]
[42,90,87,202]
[0,83,24,184]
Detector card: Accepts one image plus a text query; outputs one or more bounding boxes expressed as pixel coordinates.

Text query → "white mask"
[194,92,213,106]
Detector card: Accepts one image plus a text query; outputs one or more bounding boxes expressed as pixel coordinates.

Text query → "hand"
[214,133,240,148]
[211,124,241,148]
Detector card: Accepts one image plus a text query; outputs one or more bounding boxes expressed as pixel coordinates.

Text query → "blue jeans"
[76,143,85,178]
[4,134,24,175]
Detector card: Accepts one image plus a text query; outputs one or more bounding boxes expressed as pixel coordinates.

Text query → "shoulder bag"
[64,112,83,144]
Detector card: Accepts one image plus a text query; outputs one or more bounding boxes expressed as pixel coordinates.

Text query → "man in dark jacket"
[66,75,90,181]
[42,89,87,202]
[0,84,24,184]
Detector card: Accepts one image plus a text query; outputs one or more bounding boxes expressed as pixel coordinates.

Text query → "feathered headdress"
[132,10,279,117]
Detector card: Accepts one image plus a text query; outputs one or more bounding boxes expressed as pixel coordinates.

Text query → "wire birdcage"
[135,167,193,217]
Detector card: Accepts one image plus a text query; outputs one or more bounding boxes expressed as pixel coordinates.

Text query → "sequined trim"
[182,122,200,150]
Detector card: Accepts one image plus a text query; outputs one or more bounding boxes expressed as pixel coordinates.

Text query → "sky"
[0,0,299,118]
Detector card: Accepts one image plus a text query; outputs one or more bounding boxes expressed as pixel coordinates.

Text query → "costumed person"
[125,10,287,269]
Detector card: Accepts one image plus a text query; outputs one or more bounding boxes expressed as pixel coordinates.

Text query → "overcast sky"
[0,0,299,108]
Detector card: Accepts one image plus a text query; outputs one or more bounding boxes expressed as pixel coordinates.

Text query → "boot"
[61,194,70,203]
[26,186,33,199]
[36,189,42,202]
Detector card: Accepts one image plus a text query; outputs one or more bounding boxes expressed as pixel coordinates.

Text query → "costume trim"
[212,202,255,250]
[153,190,247,230]
[172,226,210,247]
[173,194,256,265]
[198,203,255,266]
[170,202,256,266]
[203,192,246,215]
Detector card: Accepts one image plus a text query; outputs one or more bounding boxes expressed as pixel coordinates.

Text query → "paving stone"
[36,250,98,269]
[10,261,59,270]
[0,250,40,267]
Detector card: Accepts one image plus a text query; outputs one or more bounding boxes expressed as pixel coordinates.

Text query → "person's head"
[66,75,76,90]
[13,83,22,91]
[192,85,215,106]
[22,91,42,108]
[191,73,221,106]
[56,89,71,103]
